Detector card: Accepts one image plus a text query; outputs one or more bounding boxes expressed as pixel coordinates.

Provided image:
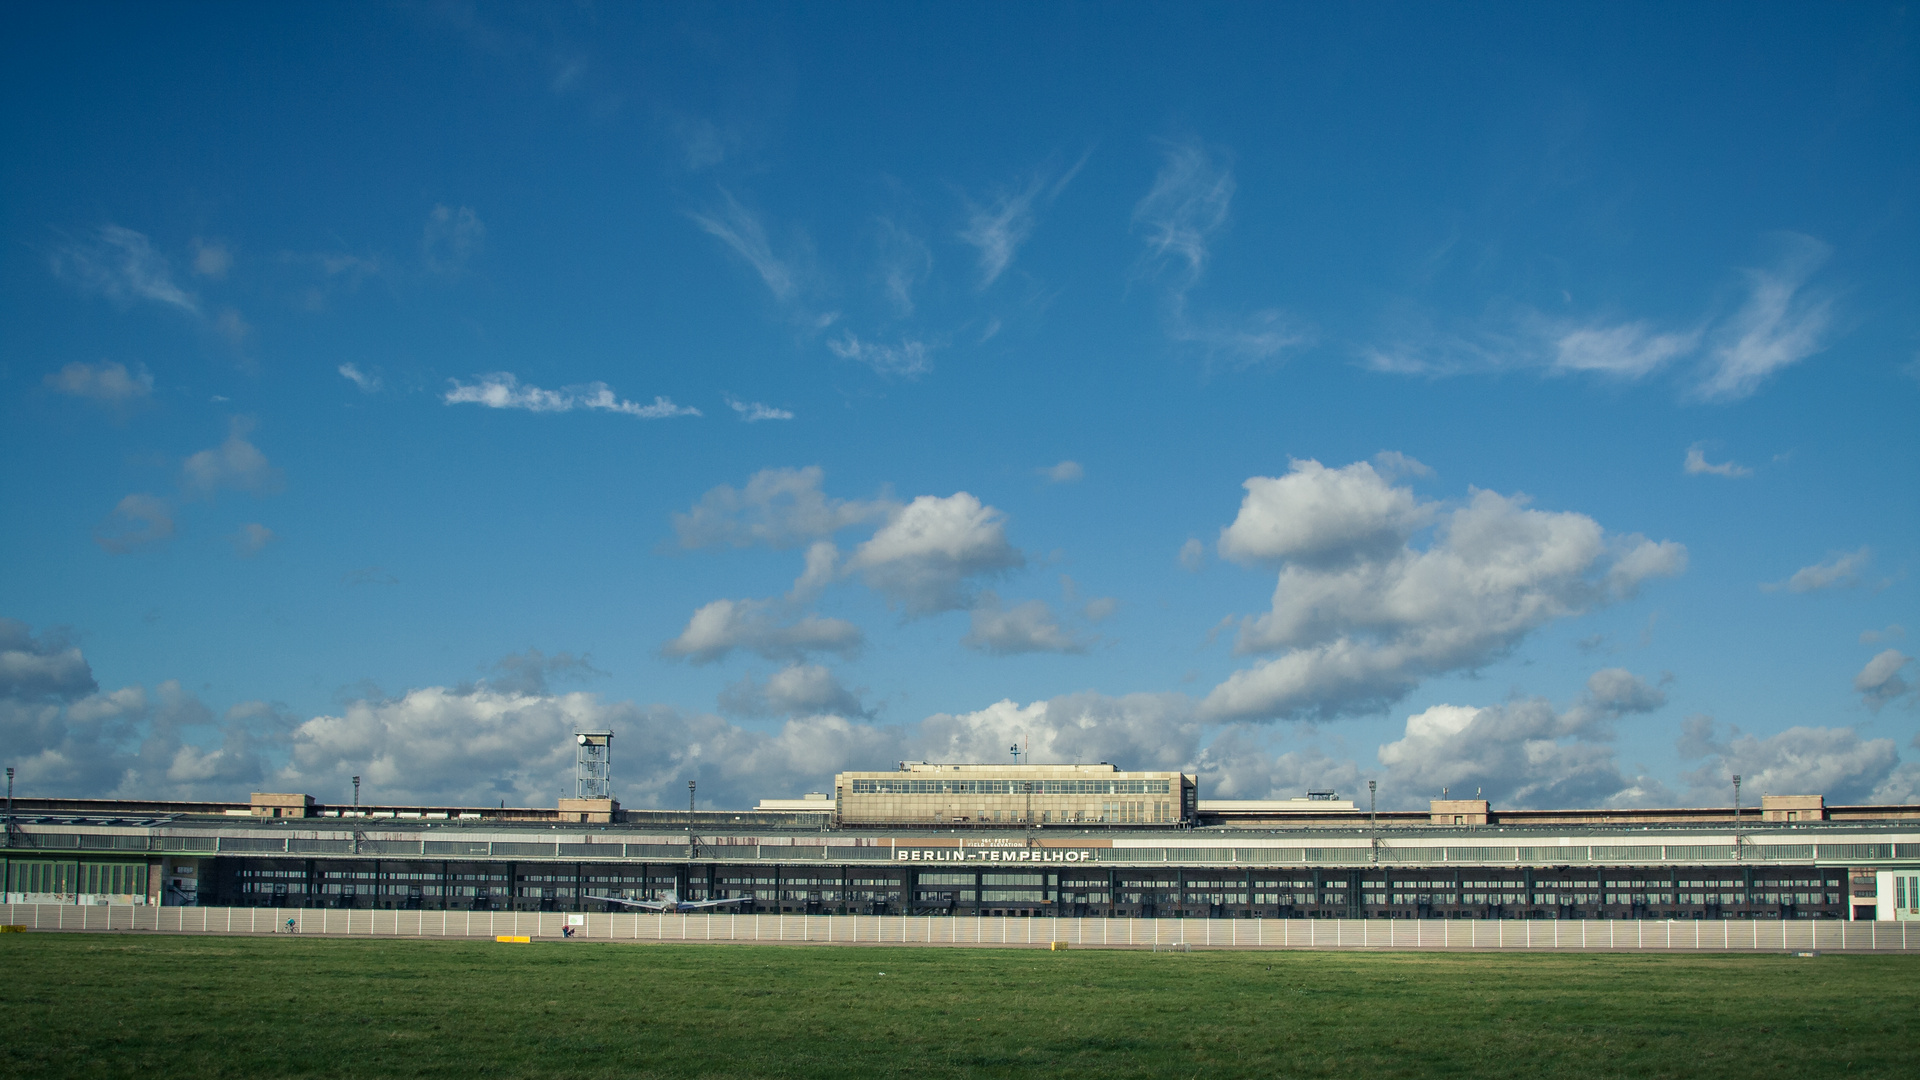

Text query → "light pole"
[5,766,13,846]
[1733,774,1742,823]
[1369,780,1378,864]
[352,775,360,809]
[687,780,697,861]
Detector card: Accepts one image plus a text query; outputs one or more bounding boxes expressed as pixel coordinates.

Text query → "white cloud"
[1170,308,1312,366]
[917,691,1200,773]
[1696,235,1832,401]
[1041,460,1084,483]
[1860,624,1906,645]
[281,684,902,809]
[182,416,282,497]
[727,398,793,422]
[1133,139,1234,295]
[1552,322,1699,379]
[1083,596,1119,623]
[1763,547,1873,593]
[718,664,867,719]
[1217,458,1430,567]
[422,204,486,273]
[661,598,862,665]
[1679,715,1898,803]
[1178,538,1207,572]
[848,492,1024,615]
[1683,443,1752,478]
[689,190,796,302]
[484,648,606,697]
[0,619,98,701]
[1201,461,1686,721]
[1853,649,1913,712]
[787,541,840,603]
[45,360,155,404]
[338,363,382,393]
[964,594,1086,656]
[232,523,277,558]
[875,217,932,316]
[1371,450,1434,479]
[827,334,934,379]
[444,373,700,418]
[959,176,1045,289]
[672,467,895,550]
[94,494,175,554]
[1373,669,1672,808]
[51,224,199,314]
[191,238,232,279]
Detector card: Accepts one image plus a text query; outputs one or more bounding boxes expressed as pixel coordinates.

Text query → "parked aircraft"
[592,891,752,913]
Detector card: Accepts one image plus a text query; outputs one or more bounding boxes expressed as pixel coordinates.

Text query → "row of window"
[5,861,145,895]
[849,779,1174,795]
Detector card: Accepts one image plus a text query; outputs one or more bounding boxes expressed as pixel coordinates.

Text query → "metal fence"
[4,904,1918,952]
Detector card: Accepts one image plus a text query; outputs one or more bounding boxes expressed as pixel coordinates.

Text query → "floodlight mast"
[574,731,614,799]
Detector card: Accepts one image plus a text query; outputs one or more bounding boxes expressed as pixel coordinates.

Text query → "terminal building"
[4,758,1918,922]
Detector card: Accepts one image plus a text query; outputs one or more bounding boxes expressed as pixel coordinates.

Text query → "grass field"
[3,934,1915,1079]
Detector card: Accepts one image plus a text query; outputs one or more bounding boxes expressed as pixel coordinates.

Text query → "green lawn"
[3,933,1914,1079]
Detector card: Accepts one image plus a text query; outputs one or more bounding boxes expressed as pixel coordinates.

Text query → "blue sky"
[3,2,1915,811]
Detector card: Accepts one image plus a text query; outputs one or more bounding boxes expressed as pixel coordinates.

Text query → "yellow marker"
[0,925,26,934]
[1049,940,1069,951]
[495,935,531,943]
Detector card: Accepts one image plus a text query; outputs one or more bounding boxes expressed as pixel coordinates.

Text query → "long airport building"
[5,761,1919,922]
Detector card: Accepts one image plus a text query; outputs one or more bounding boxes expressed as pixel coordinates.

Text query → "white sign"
[897,848,1088,863]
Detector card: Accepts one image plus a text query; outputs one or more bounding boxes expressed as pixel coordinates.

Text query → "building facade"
[834,762,1198,826]
[4,784,1919,922]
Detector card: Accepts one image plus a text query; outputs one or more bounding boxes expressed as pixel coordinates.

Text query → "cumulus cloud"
[1201,459,1686,722]
[727,398,793,422]
[848,492,1025,615]
[918,691,1201,772]
[51,224,199,314]
[662,598,862,665]
[827,334,934,379]
[964,594,1086,656]
[689,191,796,301]
[1679,715,1898,804]
[445,373,700,418]
[1763,547,1874,593]
[95,494,175,554]
[182,416,282,498]
[1374,669,1672,809]
[338,363,382,393]
[2,621,282,799]
[278,685,901,809]
[1854,649,1913,711]
[1217,458,1430,568]
[672,467,895,550]
[1684,443,1752,478]
[0,619,98,701]
[422,204,486,273]
[1040,460,1084,484]
[1696,234,1832,401]
[718,664,868,719]
[45,361,154,404]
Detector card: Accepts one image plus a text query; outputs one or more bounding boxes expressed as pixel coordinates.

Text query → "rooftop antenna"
[1009,742,1021,765]
[352,775,360,809]
[575,731,614,799]
[1732,774,1741,823]
[687,780,697,861]
[5,767,13,846]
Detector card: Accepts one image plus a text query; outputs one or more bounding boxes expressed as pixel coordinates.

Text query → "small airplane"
[591,890,753,913]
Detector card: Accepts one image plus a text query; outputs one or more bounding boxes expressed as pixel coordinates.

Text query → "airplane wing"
[673,895,752,910]
[591,894,672,911]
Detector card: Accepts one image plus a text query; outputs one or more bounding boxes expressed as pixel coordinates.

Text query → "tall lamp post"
[1368,779,1378,863]
[352,775,360,809]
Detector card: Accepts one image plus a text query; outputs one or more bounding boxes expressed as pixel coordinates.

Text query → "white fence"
[3,904,1915,952]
